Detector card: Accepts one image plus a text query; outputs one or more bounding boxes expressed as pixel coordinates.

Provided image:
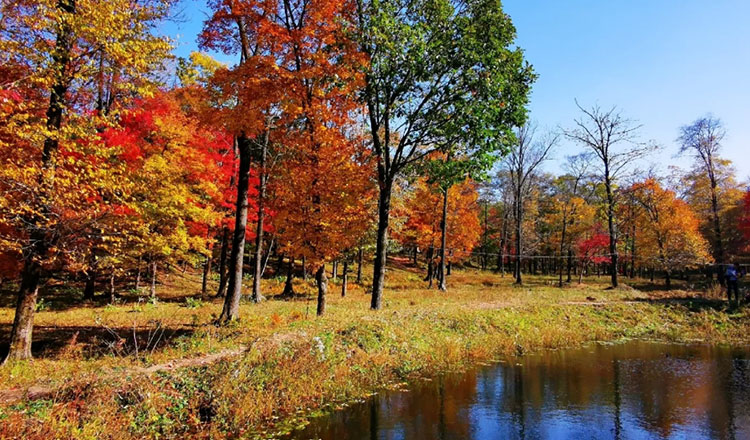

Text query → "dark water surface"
[287,341,750,440]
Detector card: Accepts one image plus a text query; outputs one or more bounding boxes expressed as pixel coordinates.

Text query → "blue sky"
[162,0,750,180]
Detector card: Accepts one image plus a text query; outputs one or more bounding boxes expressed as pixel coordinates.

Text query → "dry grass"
[0,263,747,439]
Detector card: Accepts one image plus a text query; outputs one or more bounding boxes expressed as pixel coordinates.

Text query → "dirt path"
[0,345,248,406]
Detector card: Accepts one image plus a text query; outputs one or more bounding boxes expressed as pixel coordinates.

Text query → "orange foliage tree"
[395,178,481,287]
[0,0,173,361]
[201,0,370,317]
[630,178,712,288]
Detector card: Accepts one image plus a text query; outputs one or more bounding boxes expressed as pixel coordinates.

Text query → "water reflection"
[287,342,750,439]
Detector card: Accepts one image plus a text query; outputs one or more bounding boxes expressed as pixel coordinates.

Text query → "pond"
[286,341,750,439]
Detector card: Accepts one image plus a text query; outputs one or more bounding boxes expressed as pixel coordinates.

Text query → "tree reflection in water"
[288,341,750,440]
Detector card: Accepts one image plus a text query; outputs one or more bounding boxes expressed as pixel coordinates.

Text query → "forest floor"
[0,259,748,439]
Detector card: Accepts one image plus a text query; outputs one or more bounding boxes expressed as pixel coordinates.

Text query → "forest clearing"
[0,262,748,438]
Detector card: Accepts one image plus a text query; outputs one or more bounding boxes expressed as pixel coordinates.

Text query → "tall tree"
[503,124,556,285]
[677,116,728,282]
[0,0,172,362]
[565,103,651,288]
[547,154,594,286]
[355,0,534,308]
[630,178,712,288]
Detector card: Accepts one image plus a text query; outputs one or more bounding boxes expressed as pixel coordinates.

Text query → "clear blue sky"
[163,0,750,180]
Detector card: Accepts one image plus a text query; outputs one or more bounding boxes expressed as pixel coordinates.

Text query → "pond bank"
[1,272,749,439]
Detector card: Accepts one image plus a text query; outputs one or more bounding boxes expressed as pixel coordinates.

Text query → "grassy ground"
[0,259,748,439]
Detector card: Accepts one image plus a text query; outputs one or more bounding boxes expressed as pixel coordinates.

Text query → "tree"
[201,0,290,320]
[630,178,712,288]
[546,154,595,286]
[503,124,556,285]
[355,0,534,308]
[395,177,481,288]
[0,0,172,362]
[677,116,728,281]
[565,103,652,288]
[576,226,611,284]
[740,191,750,252]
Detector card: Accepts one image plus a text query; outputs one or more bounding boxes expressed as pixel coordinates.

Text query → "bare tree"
[677,116,727,283]
[564,102,652,288]
[504,123,557,285]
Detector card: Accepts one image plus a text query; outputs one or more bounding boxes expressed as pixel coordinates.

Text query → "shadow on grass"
[0,322,197,360]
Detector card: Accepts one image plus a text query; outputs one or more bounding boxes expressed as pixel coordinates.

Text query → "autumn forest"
[0,0,749,438]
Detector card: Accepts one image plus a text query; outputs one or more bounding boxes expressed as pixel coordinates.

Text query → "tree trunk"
[605,172,619,288]
[109,270,116,304]
[302,255,308,281]
[425,246,434,283]
[216,227,229,297]
[135,255,142,291]
[566,248,573,283]
[201,255,211,295]
[4,0,74,364]
[341,261,348,297]
[316,265,327,316]
[709,176,726,286]
[439,187,448,292]
[83,249,96,300]
[5,263,42,362]
[665,271,671,289]
[515,193,523,285]
[150,260,157,298]
[220,135,252,322]
[332,261,338,281]
[276,253,284,277]
[251,132,269,303]
[371,183,392,309]
[482,202,488,270]
[356,248,363,284]
[282,257,295,297]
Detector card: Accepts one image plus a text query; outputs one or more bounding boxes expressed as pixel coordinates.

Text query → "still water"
[287,341,750,440]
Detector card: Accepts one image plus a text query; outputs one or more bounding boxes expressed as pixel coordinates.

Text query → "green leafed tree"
[355,0,535,309]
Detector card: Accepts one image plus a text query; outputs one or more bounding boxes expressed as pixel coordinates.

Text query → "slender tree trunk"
[83,249,96,300]
[135,255,142,291]
[605,172,619,288]
[4,0,74,363]
[515,192,523,285]
[482,202,488,270]
[356,248,363,284]
[665,271,671,289]
[220,135,252,322]
[302,255,308,281]
[201,255,211,295]
[341,261,348,297]
[251,132,269,303]
[566,249,573,283]
[216,227,229,297]
[709,176,726,286]
[425,246,434,283]
[371,182,392,309]
[332,261,338,281]
[578,263,584,284]
[109,270,116,304]
[439,187,448,292]
[276,253,284,277]
[150,260,157,298]
[558,217,568,287]
[316,265,327,316]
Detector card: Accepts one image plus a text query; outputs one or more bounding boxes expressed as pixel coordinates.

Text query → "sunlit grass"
[0,263,747,438]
